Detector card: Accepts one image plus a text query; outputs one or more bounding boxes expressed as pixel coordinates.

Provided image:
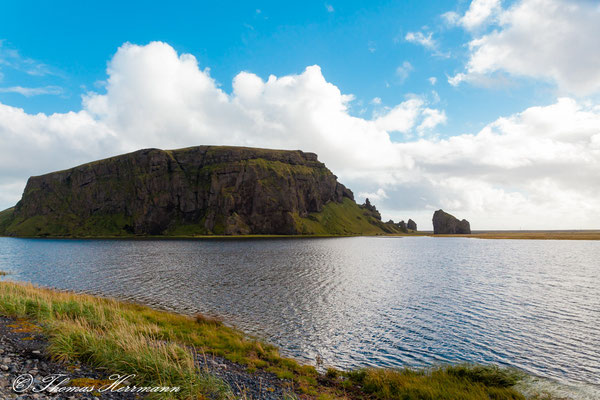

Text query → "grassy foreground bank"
[0,281,538,399]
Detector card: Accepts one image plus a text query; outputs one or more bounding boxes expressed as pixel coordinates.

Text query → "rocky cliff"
[432,210,471,234]
[0,146,402,237]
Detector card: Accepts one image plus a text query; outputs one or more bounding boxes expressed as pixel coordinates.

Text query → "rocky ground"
[0,315,298,399]
[195,352,295,399]
[0,316,142,400]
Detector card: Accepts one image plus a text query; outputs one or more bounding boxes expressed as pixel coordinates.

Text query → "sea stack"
[432,210,471,234]
[407,219,417,231]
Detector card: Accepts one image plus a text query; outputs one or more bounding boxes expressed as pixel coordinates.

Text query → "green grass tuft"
[344,365,526,400]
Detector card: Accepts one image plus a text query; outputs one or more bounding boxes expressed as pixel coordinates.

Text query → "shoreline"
[2,230,600,240]
[0,280,557,399]
[431,231,600,240]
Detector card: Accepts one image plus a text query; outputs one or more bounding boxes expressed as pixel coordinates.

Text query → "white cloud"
[374,98,432,134]
[371,97,382,105]
[395,61,413,83]
[449,0,600,96]
[442,11,460,26]
[460,0,501,30]
[428,77,437,86]
[448,73,466,87]
[405,31,450,58]
[0,42,599,230]
[0,102,117,197]
[358,188,388,202]
[417,108,447,133]
[387,97,600,228]
[405,31,436,49]
[0,86,63,97]
[325,4,334,13]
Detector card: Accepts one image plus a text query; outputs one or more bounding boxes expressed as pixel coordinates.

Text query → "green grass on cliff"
[3,212,135,238]
[0,207,15,235]
[294,197,394,235]
[0,281,537,400]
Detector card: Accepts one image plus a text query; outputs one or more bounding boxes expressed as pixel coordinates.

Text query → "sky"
[1,0,599,230]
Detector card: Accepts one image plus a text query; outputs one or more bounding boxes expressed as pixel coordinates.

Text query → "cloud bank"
[1,41,599,229]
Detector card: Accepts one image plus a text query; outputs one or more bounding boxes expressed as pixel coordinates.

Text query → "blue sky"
[1,0,600,229]
[1,0,542,135]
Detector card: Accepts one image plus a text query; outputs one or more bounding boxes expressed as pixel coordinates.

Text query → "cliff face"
[2,146,397,237]
[432,210,471,234]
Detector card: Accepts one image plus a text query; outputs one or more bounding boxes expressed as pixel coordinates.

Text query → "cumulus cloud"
[389,97,600,228]
[374,98,444,135]
[0,42,599,229]
[417,108,446,133]
[459,0,501,30]
[449,0,600,96]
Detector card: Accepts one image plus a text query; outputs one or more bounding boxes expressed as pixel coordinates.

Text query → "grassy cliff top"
[30,145,322,179]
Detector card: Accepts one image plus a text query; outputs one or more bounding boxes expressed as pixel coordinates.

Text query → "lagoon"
[0,236,598,396]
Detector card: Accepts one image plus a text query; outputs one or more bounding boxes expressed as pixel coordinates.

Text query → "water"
[0,236,599,396]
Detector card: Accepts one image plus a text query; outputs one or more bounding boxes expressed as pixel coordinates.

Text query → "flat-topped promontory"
[0,145,405,237]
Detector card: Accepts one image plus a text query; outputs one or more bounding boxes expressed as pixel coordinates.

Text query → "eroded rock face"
[10,146,356,236]
[360,198,382,221]
[432,210,471,234]
[397,220,408,233]
[407,219,417,231]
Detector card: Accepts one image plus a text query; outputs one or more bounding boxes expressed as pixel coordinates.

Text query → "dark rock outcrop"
[360,198,382,221]
[432,210,471,234]
[407,219,417,231]
[397,220,408,233]
[5,146,374,236]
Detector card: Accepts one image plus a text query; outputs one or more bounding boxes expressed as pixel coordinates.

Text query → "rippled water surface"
[1,236,599,393]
